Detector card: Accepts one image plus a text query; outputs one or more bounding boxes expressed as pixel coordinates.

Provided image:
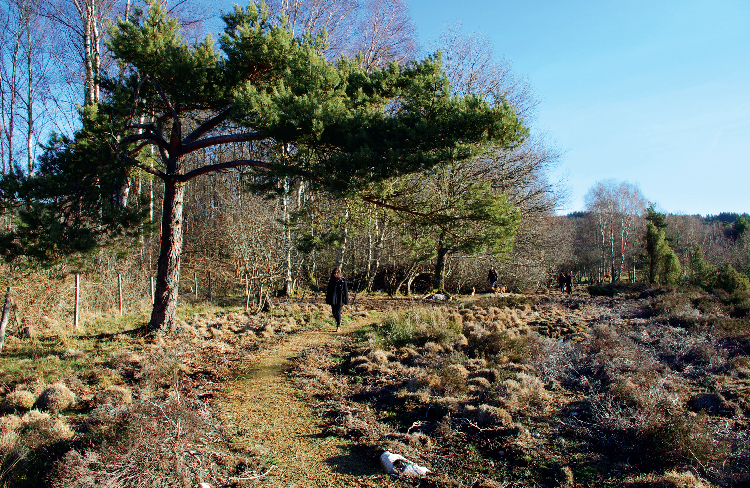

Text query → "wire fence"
[0,265,266,338]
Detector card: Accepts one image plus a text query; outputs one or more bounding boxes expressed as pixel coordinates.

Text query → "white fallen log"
[380,451,431,478]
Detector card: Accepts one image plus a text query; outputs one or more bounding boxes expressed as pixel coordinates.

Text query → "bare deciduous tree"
[350,0,418,70]
[436,25,537,118]
[266,0,359,60]
[584,180,646,282]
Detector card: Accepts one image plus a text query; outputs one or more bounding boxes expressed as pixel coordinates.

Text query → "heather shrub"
[641,412,730,470]
[464,323,534,363]
[730,290,750,318]
[440,364,469,395]
[652,292,695,318]
[0,414,25,487]
[19,410,75,449]
[497,372,551,414]
[93,385,133,406]
[587,284,620,296]
[52,395,223,488]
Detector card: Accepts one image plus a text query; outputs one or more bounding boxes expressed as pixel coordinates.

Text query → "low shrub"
[51,395,229,488]
[730,290,750,318]
[587,284,619,296]
[716,264,750,294]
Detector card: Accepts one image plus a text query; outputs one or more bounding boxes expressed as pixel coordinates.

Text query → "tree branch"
[182,107,233,145]
[182,131,268,154]
[180,159,273,182]
[121,132,169,152]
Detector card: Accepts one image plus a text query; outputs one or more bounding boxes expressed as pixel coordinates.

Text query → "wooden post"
[0,287,11,353]
[118,274,123,316]
[150,276,155,305]
[208,271,212,301]
[194,272,198,299]
[245,275,250,312]
[74,274,80,328]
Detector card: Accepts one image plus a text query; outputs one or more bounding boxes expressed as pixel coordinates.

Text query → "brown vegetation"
[1,287,748,487]
[291,289,750,487]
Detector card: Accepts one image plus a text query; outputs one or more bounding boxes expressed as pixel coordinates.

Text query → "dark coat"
[488,268,498,284]
[326,277,349,306]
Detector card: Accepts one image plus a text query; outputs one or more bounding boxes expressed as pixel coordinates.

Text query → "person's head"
[331,268,342,280]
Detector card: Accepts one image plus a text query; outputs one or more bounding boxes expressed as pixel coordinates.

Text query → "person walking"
[558,273,566,293]
[488,266,498,290]
[565,271,573,294]
[326,268,349,331]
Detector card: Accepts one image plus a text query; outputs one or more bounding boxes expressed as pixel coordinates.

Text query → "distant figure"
[565,272,573,294]
[325,268,349,332]
[488,266,498,289]
[558,273,566,293]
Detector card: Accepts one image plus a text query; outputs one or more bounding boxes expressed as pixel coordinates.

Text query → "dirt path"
[214,318,383,487]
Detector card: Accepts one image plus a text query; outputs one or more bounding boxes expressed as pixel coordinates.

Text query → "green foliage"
[0,108,151,265]
[646,204,667,229]
[688,245,717,290]
[662,248,682,286]
[644,221,681,285]
[587,284,620,297]
[733,215,749,236]
[7,1,527,272]
[716,263,750,294]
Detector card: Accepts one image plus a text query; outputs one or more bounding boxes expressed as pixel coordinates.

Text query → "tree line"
[561,179,749,292]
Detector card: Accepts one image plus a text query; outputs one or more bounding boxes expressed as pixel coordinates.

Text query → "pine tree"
[644,206,680,285]
[689,245,716,291]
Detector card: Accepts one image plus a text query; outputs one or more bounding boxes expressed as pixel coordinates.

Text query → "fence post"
[74,274,80,328]
[118,274,123,316]
[0,287,11,353]
[245,275,250,312]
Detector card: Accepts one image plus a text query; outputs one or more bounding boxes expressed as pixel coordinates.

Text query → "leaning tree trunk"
[433,236,449,292]
[149,178,185,331]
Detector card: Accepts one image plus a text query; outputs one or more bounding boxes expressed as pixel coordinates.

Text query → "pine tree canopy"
[103,0,527,194]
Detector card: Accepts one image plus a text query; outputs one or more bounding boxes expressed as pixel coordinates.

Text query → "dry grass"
[0,297,334,488]
[289,291,750,487]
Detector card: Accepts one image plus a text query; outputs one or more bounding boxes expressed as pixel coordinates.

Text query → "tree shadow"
[306,434,383,477]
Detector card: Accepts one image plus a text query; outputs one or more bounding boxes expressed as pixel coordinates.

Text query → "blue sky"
[206,1,749,216]
[406,0,750,215]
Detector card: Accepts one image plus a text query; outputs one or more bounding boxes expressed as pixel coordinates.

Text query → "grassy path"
[214,317,382,487]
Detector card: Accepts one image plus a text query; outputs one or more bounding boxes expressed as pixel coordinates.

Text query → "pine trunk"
[148,178,185,331]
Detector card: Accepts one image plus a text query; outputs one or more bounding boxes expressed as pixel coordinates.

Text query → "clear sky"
[406,0,750,216]
[205,1,749,216]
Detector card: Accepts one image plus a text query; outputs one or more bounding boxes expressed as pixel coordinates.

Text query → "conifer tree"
[689,244,717,290]
[644,205,681,285]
